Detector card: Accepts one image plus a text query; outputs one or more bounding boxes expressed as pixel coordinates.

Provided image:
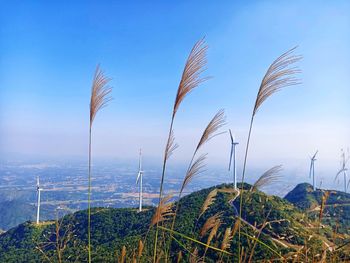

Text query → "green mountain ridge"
[0,183,349,262]
[285,182,350,234]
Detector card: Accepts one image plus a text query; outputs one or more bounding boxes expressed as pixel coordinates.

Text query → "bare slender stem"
[88,126,92,263]
[165,151,196,261]
[153,118,174,263]
[238,115,254,262]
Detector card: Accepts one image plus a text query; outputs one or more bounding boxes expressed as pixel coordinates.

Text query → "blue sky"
[0,1,349,177]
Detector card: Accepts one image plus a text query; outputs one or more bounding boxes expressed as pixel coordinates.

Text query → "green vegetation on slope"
[0,183,349,262]
[285,182,350,235]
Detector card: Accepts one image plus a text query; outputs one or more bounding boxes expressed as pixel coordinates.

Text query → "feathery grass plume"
[165,130,178,162]
[200,212,222,237]
[151,194,175,227]
[238,47,302,259]
[253,47,302,116]
[89,65,113,125]
[88,65,112,263]
[251,165,283,192]
[232,218,240,238]
[221,227,233,251]
[153,38,208,262]
[173,38,209,118]
[138,239,144,258]
[205,219,221,254]
[203,219,221,261]
[119,245,126,263]
[195,109,226,152]
[180,153,207,193]
[199,189,218,218]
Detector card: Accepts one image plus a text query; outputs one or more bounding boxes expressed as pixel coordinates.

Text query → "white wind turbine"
[335,148,349,193]
[36,176,43,224]
[228,129,239,190]
[309,150,318,191]
[136,149,144,212]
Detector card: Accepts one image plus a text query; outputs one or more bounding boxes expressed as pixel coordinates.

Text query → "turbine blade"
[138,149,142,171]
[229,129,234,144]
[312,150,318,159]
[228,145,234,171]
[309,161,313,178]
[136,172,141,184]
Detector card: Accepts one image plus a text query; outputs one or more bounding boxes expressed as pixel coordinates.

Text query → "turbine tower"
[335,148,349,193]
[309,150,318,191]
[136,149,144,212]
[36,176,43,224]
[228,129,239,190]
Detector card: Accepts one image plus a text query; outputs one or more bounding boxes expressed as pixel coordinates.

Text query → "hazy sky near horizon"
[0,1,349,175]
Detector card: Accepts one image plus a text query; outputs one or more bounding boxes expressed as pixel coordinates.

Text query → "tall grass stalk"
[165,110,225,260]
[237,47,302,261]
[152,38,208,262]
[88,65,112,263]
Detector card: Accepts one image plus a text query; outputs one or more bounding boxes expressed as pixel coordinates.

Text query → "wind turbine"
[36,176,43,224]
[335,148,349,193]
[309,150,318,191]
[136,149,144,212]
[228,129,239,190]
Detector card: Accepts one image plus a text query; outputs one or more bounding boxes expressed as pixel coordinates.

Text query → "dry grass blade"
[221,227,233,251]
[151,194,175,226]
[119,245,126,263]
[90,65,113,125]
[164,129,179,161]
[196,109,226,151]
[173,38,209,118]
[253,47,302,116]
[200,212,222,237]
[319,191,330,225]
[138,239,144,258]
[199,189,218,218]
[177,251,183,263]
[180,154,207,193]
[251,165,283,191]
